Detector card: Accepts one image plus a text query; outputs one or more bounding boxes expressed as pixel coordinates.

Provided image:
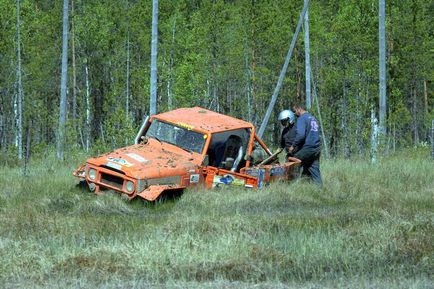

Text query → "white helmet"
[278,110,295,124]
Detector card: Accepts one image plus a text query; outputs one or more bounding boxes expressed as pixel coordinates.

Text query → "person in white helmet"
[278,109,297,158]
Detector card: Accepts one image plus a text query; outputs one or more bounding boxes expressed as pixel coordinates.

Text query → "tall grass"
[0,150,433,288]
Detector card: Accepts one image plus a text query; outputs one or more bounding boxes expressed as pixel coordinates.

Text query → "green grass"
[0,150,433,288]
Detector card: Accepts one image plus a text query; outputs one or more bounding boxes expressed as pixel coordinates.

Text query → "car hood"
[86,138,203,179]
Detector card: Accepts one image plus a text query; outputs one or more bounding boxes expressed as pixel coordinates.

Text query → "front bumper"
[73,164,139,198]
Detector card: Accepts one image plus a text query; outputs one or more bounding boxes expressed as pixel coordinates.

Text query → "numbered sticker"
[190,174,200,183]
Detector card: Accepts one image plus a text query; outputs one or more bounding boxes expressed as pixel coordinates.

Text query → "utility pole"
[149,0,158,116]
[258,0,310,138]
[57,0,69,160]
[378,0,387,138]
[304,0,311,110]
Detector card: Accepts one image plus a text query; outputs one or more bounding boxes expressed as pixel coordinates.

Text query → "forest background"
[0,0,433,161]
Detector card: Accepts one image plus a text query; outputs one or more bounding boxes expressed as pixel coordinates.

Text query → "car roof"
[154,107,254,133]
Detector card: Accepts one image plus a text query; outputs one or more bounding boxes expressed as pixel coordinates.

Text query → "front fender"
[137,184,184,201]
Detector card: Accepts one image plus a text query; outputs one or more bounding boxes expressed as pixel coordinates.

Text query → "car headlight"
[126,181,135,193]
[89,169,97,180]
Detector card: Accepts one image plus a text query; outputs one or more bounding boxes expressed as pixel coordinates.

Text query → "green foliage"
[0,0,432,157]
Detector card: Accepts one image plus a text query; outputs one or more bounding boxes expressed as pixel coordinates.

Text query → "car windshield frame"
[145,119,206,154]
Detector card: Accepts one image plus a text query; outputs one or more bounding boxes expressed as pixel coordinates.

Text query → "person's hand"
[288,146,294,153]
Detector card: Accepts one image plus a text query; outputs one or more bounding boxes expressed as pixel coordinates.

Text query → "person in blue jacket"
[288,102,323,186]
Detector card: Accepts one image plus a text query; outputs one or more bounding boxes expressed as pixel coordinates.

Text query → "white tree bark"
[378,0,387,137]
[431,120,434,160]
[71,0,77,139]
[149,0,158,115]
[85,62,91,152]
[371,109,378,163]
[57,0,69,160]
[16,0,23,160]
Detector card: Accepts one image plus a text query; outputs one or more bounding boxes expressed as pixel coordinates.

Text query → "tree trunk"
[304,0,311,110]
[57,0,69,160]
[378,0,387,137]
[371,109,378,163]
[126,30,130,119]
[412,86,419,145]
[245,55,252,122]
[258,0,310,138]
[423,80,428,116]
[149,0,158,115]
[355,72,364,155]
[24,118,32,175]
[16,0,23,160]
[424,80,428,140]
[71,0,77,144]
[342,84,350,158]
[431,120,434,160]
[85,61,91,152]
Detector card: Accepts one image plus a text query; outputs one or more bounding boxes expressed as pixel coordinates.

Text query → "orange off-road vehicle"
[73,107,301,201]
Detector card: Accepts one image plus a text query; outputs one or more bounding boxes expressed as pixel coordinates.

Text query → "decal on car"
[126,153,149,163]
[190,174,200,183]
[107,157,133,167]
[270,167,285,177]
[106,161,122,171]
[213,174,245,187]
[244,168,265,188]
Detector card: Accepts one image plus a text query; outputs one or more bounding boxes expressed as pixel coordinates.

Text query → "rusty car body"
[73,107,301,201]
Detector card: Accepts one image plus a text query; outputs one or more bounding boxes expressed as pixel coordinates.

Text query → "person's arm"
[293,117,306,148]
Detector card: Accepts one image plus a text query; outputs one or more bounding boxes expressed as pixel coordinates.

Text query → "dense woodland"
[0,0,432,160]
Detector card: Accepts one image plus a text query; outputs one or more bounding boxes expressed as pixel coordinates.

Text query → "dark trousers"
[294,147,323,186]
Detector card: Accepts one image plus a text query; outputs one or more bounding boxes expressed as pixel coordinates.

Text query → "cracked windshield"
[146,120,206,154]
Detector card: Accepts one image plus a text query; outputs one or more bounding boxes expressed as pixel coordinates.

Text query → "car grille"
[101,173,124,189]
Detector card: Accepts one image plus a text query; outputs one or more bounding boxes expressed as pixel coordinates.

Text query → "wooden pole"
[304,0,311,110]
[258,0,310,138]
[149,0,158,116]
[378,0,387,138]
[57,0,69,160]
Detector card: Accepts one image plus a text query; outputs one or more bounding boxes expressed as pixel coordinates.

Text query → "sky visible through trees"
[0,0,432,160]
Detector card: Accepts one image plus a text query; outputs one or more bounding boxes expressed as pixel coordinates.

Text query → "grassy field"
[0,149,433,288]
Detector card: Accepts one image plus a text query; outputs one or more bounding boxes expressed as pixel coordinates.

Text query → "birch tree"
[15,0,23,160]
[126,30,130,119]
[57,0,69,160]
[71,0,78,142]
[85,61,91,152]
